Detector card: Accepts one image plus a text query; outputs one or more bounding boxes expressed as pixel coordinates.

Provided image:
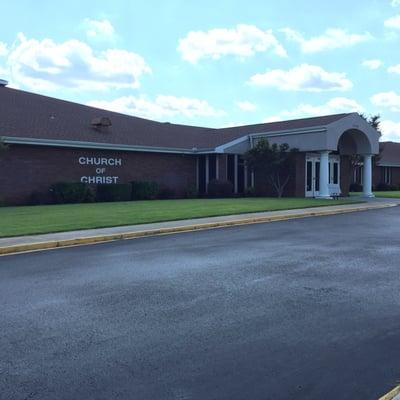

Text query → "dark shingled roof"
[0,86,351,151]
[378,142,400,166]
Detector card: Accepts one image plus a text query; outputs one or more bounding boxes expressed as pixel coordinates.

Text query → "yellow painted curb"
[0,203,397,256]
[379,385,400,400]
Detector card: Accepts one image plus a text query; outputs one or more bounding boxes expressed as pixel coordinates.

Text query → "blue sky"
[1,0,400,140]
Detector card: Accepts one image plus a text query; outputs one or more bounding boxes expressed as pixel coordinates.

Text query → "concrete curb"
[379,385,400,400]
[0,202,397,256]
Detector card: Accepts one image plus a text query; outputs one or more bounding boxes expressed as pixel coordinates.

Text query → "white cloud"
[178,24,287,63]
[264,97,363,122]
[236,101,257,111]
[384,14,400,29]
[362,59,383,70]
[392,0,400,6]
[370,91,400,112]
[380,120,400,141]
[0,42,7,56]
[249,64,353,92]
[87,95,225,120]
[388,64,400,74]
[6,33,151,91]
[281,28,372,53]
[83,18,115,39]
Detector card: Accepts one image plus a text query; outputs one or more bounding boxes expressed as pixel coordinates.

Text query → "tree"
[360,113,381,134]
[244,139,298,198]
[0,137,8,157]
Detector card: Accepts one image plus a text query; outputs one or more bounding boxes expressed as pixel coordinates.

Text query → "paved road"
[1,208,400,400]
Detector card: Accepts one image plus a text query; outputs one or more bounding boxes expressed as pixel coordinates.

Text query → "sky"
[1,0,400,141]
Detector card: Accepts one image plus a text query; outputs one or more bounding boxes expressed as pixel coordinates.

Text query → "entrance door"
[305,154,341,197]
[305,156,320,197]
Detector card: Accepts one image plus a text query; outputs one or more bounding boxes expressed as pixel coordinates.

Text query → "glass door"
[305,155,320,197]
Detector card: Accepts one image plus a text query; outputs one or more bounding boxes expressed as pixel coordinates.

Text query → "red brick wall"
[373,165,400,188]
[340,155,351,196]
[0,145,197,204]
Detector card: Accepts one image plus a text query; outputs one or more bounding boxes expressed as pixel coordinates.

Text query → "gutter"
[2,136,214,155]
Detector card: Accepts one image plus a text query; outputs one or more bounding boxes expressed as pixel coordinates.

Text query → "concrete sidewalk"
[1,199,399,256]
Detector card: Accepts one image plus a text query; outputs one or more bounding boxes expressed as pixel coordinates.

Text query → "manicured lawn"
[350,191,400,198]
[0,197,359,238]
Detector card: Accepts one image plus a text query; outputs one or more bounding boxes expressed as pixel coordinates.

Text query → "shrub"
[131,181,159,200]
[349,183,363,192]
[158,187,175,199]
[184,184,198,199]
[96,183,132,202]
[207,179,233,198]
[376,182,398,191]
[50,182,94,204]
[28,191,51,205]
[244,187,257,197]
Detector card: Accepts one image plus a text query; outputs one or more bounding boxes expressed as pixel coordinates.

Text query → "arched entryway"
[337,129,375,197]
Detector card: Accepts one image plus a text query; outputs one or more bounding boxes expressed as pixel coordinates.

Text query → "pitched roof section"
[378,142,400,166]
[0,86,351,151]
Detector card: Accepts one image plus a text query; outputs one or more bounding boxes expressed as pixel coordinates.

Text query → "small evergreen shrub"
[158,187,175,199]
[50,182,94,204]
[131,181,159,200]
[184,184,198,198]
[376,182,398,191]
[96,184,132,202]
[244,187,257,197]
[28,191,51,205]
[349,183,363,192]
[207,179,234,198]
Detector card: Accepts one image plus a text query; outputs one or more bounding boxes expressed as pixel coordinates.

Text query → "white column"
[205,155,209,194]
[215,154,219,179]
[317,151,331,198]
[244,164,248,190]
[363,154,374,197]
[234,154,238,194]
[251,170,255,188]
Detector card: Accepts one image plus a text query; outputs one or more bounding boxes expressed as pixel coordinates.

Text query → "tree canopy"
[0,137,8,156]
[244,139,298,197]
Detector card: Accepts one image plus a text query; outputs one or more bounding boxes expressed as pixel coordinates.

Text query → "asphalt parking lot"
[1,207,400,400]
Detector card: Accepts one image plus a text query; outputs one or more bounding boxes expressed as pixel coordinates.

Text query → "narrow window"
[333,163,338,185]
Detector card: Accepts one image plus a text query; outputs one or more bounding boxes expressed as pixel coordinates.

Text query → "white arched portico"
[243,113,380,198]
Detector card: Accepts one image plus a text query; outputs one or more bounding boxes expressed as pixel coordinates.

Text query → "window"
[383,167,392,184]
[333,162,339,185]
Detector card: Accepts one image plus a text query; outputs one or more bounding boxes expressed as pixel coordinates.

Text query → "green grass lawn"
[350,191,400,198]
[0,197,358,238]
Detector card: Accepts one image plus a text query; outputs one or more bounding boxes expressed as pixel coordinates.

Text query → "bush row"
[350,182,400,192]
[28,179,249,205]
[47,181,175,204]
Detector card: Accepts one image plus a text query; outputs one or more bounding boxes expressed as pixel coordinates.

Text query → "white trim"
[214,135,249,153]
[377,163,400,168]
[250,127,327,140]
[2,136,200,155]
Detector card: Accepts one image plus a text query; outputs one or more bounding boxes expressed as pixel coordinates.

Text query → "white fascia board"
[214,135,249,153]
[2,136,202,155]
[376,162,400,167]
[249,126,327,139]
